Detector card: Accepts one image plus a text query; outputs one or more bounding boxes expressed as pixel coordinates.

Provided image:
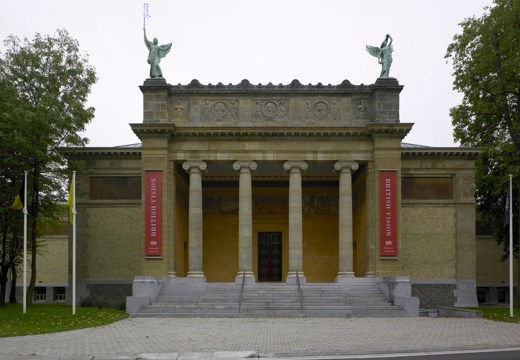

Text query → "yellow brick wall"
[86,206,142,279]
[20,235,69,285]
[477,235,519,285]
[400,205,457,279]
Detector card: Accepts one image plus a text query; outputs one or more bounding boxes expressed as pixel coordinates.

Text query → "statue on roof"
[144,29,172,79]
[142,4,172,79]
[366,34,393,78]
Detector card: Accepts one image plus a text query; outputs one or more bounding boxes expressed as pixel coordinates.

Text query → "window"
[90,176,141,200]
[34,287,46,301]
[54,287,66,301]
[402,177,453,200]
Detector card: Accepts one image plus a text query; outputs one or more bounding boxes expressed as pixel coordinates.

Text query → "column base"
[167,272,177,278]
[235,271,255,284]
[286,272,306,284]
[335,272,356,283]
[364,272,375,278]
[187,271,206,281]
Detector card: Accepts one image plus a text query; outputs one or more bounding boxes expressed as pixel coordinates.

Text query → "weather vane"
[143,3,151,30]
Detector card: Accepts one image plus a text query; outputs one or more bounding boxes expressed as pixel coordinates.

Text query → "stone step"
[131,281,408,318]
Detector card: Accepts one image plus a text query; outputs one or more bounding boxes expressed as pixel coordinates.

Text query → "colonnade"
[181,160,359,283]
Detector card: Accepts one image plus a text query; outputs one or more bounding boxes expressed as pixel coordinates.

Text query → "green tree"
[0,76,28,307]
[0,29,97,306]
[446,0,520,258]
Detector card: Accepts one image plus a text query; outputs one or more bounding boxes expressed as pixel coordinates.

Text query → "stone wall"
[412,283,456,308]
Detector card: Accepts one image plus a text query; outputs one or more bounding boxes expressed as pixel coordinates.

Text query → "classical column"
[233,160,257,283]
[168,160,177,277]
[182,160,207,279]
[283,160,308,283]
[334,160,359,280]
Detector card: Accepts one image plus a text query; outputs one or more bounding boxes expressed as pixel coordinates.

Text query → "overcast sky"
[1,0,492,148]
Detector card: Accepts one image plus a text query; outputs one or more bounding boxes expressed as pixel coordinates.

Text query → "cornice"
[401,147,480,159]
[140,78,404,95]
[130,123,413,139]
[60,147,142,158]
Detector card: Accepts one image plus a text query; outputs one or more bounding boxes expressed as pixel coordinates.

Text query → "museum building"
[65,77,480,313]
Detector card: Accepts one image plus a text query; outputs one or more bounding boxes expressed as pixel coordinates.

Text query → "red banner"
[379,171,398,257]
[145,171,162,257]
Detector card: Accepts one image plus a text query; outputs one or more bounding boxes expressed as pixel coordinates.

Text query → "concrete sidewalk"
[1,317,520,359]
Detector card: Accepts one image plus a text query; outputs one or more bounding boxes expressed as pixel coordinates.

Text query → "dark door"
[258,232,282,282]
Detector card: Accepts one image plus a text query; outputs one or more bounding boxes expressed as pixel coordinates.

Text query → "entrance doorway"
[258,232,282,282]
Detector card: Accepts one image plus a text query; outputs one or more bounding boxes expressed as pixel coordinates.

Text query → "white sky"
[1,0,492,148]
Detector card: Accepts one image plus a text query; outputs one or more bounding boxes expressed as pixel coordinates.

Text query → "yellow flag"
[67,182,74,224]
[9,180,24,210]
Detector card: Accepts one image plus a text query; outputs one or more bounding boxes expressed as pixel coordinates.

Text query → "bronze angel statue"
[366,34,393,78]
[144,28,172,78]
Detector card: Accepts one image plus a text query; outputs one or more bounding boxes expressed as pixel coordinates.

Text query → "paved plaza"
[1,317,520,359]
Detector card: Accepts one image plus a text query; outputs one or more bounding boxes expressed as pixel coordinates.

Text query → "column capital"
[233,160,257,172]
[334,160,359,173]
[283,160,308,172]
[182,160,207,173]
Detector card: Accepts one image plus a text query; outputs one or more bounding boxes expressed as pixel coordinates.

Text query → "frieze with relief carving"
[202,99,238,121]
[353,98,372,120]
[304,100,338,121]
[202,195,338,215]
[170,98,188,121]
[254,99,288,121]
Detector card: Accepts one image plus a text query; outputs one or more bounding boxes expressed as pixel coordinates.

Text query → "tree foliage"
[446,0,520,257]
[0,29,97,305]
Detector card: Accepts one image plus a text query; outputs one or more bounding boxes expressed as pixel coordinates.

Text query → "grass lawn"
[0,303,128,337]
[466,306,520,323]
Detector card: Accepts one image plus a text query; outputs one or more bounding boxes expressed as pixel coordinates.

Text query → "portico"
[130,76,410,283]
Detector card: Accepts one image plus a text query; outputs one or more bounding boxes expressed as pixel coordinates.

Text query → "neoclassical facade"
[66,77,479,308]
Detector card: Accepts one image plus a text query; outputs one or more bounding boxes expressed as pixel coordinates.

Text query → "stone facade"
[64,77,482,309]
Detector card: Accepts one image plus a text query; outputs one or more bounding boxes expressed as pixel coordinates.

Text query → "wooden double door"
[258,232,282,282]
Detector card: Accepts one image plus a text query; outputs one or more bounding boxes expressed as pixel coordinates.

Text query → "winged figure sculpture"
[144,29,173,79]
[366,34,393,78]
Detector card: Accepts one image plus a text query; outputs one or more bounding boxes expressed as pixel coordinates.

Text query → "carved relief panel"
[169,98,189,122]
[303,99,339,122]
[352,97,373,121]
[254,99,288,121]
[202,194,338,215]
[201,99,239,121]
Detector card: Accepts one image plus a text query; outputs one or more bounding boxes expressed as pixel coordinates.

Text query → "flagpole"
[72,171,76,315]
[509,174,513,318]
[23,171,28,314]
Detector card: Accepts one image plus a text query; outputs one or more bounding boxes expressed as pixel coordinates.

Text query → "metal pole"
[23,171,28,314]
[72,171,76,315]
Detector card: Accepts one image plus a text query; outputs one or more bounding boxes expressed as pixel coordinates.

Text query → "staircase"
[131,278,410,318]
